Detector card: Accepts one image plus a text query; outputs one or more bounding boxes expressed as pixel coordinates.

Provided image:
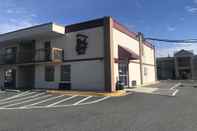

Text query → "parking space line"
[0,96,111,110]
[0,92,45,105]
[73,96,92,105]
[0,91,30,102]
[79,96,110,105]
[25,95,65,107]
[170,83,181,90]
[172,89,179,96]
[1,94,51,108]
[47,95,77,107]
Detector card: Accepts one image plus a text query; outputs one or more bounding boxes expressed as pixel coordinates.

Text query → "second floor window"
[5,47,17,63]
[44,41,51,61]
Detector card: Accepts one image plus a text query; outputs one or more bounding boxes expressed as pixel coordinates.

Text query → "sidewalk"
[125,87,178,96]
[125,81,181,96]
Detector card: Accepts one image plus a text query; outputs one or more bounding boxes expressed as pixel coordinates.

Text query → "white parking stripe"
[47,95,77,107]
[172,89,179,96]
[0,92,45,105]
[0,93,111,110]
[1,94,51,108]
[170,83,181,90]
[73,96,92,105]
[79,96,110,105]
[0,91,30,102]
[25,95,65,107]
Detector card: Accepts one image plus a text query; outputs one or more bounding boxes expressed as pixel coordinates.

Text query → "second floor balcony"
[0,48,64,65]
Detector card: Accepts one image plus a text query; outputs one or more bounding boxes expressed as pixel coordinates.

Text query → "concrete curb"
[47,90,128,97]
[5,89,21,93]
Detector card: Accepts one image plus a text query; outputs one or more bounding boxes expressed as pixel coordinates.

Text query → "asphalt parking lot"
[0,83,197,131]
[0,91,110,110]
[145,80,179,89]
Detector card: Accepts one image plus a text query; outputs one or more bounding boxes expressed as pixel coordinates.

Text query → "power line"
[145,37,197,43]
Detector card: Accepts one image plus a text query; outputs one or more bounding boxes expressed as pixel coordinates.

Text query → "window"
[45,66,54,81]
[118,63,129,87]
[61,65,71,81]
[44,41,51,61]
[177,57,191,67]
[5,47,17,63]
[144,67,148,76]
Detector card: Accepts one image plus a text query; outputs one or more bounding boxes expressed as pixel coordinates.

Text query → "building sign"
[76,34,88,55]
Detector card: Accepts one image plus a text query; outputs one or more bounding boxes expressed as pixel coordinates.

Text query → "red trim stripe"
[112,19,154,49]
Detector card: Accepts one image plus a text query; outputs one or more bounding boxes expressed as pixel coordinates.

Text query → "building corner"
[104,16,115,92]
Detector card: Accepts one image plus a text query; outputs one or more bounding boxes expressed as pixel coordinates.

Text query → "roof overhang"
[0,23,65,43]
[118,45,139,60]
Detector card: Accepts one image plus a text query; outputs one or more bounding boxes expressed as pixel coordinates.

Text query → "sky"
[0,0,197,57]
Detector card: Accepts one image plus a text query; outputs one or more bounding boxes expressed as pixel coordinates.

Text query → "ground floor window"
[61,65,71,82]
[45,65,54,81]
[144,67,148,76]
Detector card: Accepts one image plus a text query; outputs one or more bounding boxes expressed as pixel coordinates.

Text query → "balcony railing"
[0,48,64,65]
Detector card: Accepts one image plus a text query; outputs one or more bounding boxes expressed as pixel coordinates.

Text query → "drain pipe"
[137,32,144,86]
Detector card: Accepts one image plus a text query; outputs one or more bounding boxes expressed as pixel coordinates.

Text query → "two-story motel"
[0,16,156,92]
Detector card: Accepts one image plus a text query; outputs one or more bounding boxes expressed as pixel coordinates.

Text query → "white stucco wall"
[129,62,141,86]
[35,60,104,91]
[35,64,59,89]
[34,26,105,90]
[143,65,156,84]
[70,60,104,91]
[142,44,155,65]
[113,29,140,58]
[112,28,156,86]
[51,26,104,59]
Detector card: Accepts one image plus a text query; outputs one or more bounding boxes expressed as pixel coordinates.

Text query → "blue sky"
[0,0,197,57]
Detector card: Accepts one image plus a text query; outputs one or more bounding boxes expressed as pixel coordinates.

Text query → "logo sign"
[76,34,88,55]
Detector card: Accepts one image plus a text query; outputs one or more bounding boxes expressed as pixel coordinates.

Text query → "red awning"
[118,45,139,60]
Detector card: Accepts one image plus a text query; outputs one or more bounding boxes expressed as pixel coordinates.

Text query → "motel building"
[0,16,156,92]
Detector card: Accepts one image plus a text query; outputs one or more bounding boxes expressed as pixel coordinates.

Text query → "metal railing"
[0,48,64,65]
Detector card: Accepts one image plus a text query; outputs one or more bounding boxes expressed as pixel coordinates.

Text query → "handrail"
[0,48,64,64]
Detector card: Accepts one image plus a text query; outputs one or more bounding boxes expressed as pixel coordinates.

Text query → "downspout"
[137,32,144,86]
[153,45,157,81]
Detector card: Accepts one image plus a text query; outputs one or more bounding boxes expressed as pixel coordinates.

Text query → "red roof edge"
[111,17,154,49]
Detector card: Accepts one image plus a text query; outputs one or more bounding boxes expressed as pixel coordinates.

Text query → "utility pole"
[137,32,144,85]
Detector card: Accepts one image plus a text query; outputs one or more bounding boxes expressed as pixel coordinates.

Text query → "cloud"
[156,43,197,57]
[6,9,14,14]
[0,1,38,34]
[0,20,38,34]
[185,6,197,14]
[167,26,176,31]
